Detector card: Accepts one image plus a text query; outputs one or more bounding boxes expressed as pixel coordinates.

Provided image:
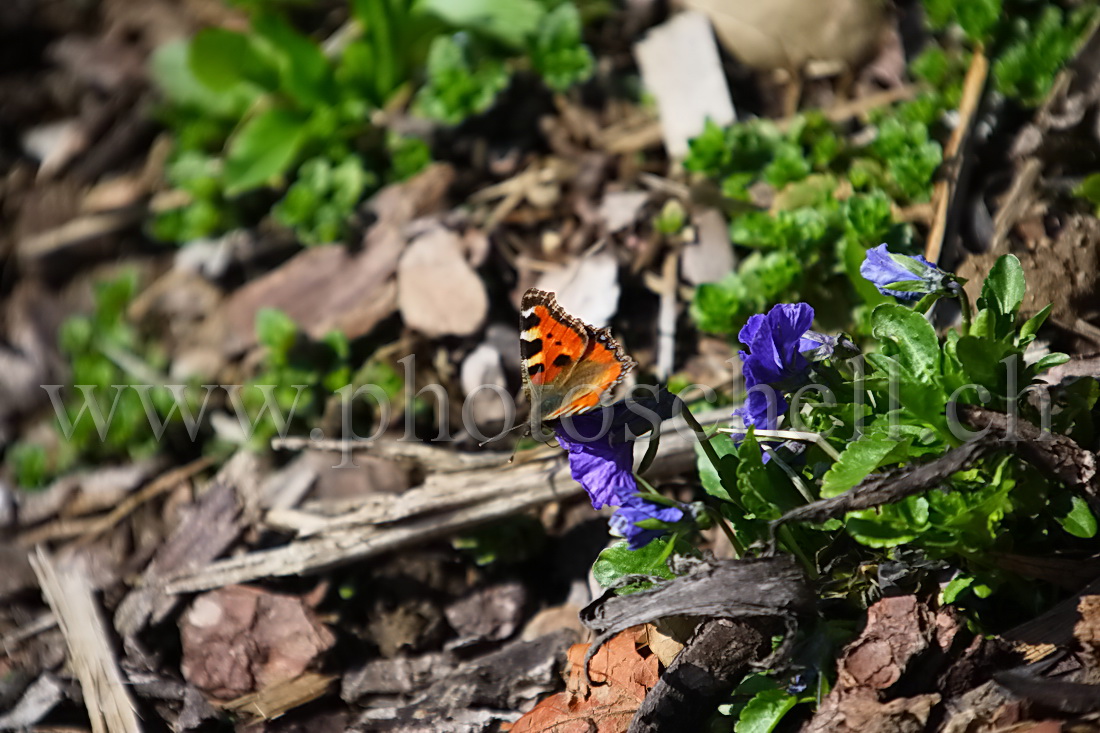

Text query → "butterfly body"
[519,288,635,436]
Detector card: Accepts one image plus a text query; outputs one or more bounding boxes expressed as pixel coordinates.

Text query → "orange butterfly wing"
[520,289,634,425]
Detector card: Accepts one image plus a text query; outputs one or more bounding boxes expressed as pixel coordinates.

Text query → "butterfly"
[519,288,635,437]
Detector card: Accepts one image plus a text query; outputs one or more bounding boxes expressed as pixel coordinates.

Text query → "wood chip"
[219,671,336,721]
[0,673,66,730]
[580,556,812,683]
[113,453,253,638]
[681,208,734,286]
[633,11,736,158]
[397,225,489,337]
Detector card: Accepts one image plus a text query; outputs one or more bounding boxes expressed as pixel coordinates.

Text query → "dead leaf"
[637,624,684,668]
[460,342,509,426]
[521,604,586,642]
[209,164,453,355]
[397,225,489,337]
[681,208,735,285]
[599,191,650,233]
[1075,595,1100,664]
[179,585,335,700]
[21,119,86,179]
[508,629,659,733]
[534,249,621,328]
[683,0,886,73]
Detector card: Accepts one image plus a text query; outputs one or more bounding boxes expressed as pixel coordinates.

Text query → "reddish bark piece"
[838,595,934,690]
[806,596,942,732]
[508,629,659,733]
[804,688,940,733]
[180,585,335,700]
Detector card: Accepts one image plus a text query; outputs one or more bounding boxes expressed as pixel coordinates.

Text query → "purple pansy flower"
[554,394,678,511]
[556,412,637,510]
[552,393,694,549]
[609,496,685,549]
[734,303,818,434]
[860,244,944,302]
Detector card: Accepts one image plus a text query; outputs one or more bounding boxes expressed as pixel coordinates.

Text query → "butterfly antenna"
[479,422,527,450]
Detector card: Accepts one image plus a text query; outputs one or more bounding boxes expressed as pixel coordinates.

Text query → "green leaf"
[820,438,897,498]
[956,0,1000,42]
[1076,172,1100,215]
[691,251,802,334]
[151,41,254,116]
[695,436,739,503]
[980,255,1026,318]
[592,539,678,588]
[388,134,432,181]
[871,304,941,386]
[1057,494,1097,539]
[223,108,307,195]
[1019,304,1053,343]
[1031,352,1070,375]
[846,497,930,548]
[256,308,298,361]
[529,2,593,92]
[954,336,1013,394]
[189,28,273,92]
[993,5,1095,105]
[735,434,800,520]
[252,12,335,106]
[9,442,49,490]
[735,689,799,733]
[412,35,509,124]
[940,574,975,604]
[419,0,545,48]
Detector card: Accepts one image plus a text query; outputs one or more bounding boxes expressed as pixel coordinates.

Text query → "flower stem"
[777,524,818,580]
[956,285,973,336]
[680,399,723,470]
[706,506,744,558]
[679,401,748,558]
[634,474,663,498]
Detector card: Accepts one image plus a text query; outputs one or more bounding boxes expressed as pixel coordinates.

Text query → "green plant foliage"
[273,155,375,245]
[685,107,930,336]
[5,272,196,488]
[687,1,1095,339]
[592,255,1093,727]
[387,133,433,181]
[923,0,1096,106]
[413,34,511,124]
[1074,172,1100,215]
[592,538,686,590]
[236,309,356,450]
[151,0,593,246]
[528,2,594,92]
[734,688,800,733]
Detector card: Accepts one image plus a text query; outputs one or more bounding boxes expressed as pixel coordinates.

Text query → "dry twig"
[29,547,141,733]
[163,409,728,594]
